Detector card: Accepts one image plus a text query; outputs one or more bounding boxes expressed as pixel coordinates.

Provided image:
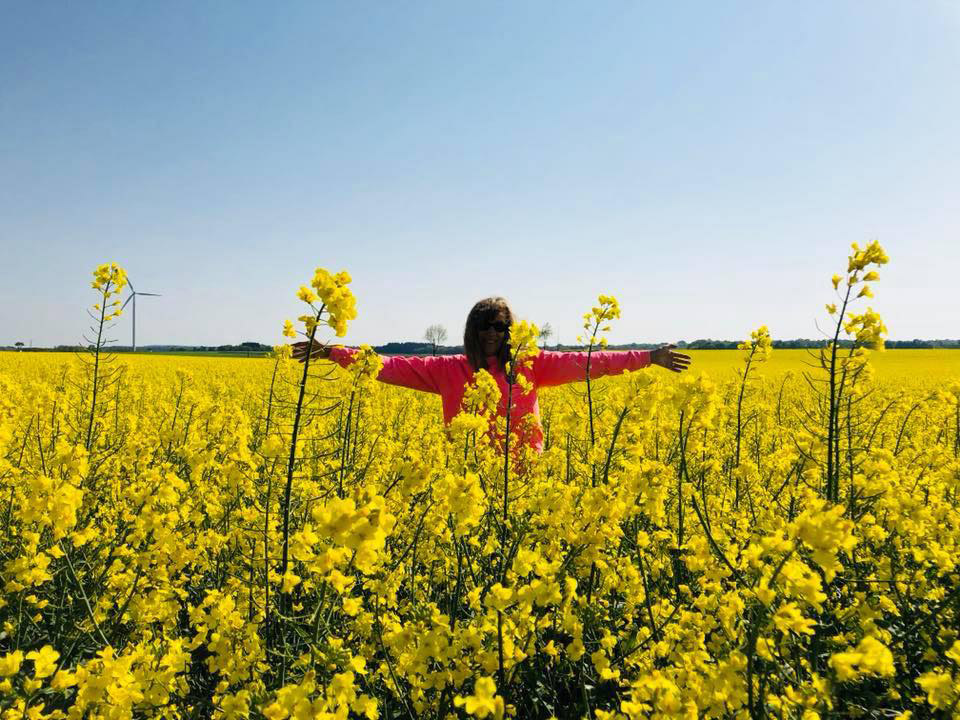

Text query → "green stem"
[85,286,110,451]
[827,282,853,502]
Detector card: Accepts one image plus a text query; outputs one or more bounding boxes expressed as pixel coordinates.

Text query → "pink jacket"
[328,348,652,452]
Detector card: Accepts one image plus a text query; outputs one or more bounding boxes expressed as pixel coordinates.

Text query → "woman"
[292,297,691,452]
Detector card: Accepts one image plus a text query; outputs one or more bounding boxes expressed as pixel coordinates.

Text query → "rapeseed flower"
[454,676,505,719]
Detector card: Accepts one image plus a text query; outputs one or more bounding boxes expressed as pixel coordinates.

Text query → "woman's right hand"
[291,340,331,363]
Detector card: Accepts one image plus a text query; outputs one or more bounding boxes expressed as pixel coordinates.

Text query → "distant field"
[683,348,960,381]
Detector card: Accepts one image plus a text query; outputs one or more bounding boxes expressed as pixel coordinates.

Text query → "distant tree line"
[8,341,274,354]
[872,339,960,349]
[146,342,274,353]
[671,339,960,350]
[375,342,462,356]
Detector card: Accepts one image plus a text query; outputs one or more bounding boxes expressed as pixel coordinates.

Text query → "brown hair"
[463,297,513,373]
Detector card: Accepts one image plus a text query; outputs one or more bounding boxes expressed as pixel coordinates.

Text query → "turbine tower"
[121,278,161,352]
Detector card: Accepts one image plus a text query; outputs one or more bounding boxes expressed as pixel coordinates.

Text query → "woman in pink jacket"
[293,297,691,452]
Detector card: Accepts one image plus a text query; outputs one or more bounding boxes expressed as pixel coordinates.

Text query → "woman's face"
[478,309,509,356]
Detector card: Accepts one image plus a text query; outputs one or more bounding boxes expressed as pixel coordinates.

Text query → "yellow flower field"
[1,248,959,719]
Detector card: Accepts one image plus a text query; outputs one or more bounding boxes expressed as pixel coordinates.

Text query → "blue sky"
[2,1,958,347]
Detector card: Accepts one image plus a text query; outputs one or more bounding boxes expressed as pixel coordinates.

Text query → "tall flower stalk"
[83,263,127,451]
[279,302,325,596]
[817,241,889,504]
[733,325,772,507]
[496,318,538,695]
[578,295,619,603]
[578,295,621,481]
[270,270,356,667]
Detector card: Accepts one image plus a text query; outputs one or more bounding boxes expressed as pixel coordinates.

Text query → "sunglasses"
[477,321,509,333]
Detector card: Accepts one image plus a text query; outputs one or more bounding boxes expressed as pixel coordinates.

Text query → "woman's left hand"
[650,344,692,373]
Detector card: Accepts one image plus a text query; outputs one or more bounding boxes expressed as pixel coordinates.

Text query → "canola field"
[1,248,959,720]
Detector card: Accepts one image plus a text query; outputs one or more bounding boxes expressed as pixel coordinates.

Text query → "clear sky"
[2,2,958,348]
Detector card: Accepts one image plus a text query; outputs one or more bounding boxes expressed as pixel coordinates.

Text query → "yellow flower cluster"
[791,494,858,582]
[579,294,620,348]
[345,344,384,391]
[461,369,501,416]
[828,635,896,681]
[737,324,773,363]
[90,262,127,321]
[844,307,888,351]
[828,241,889,351]
[90,262,127,294]
[310,495,396,574]
[435,472,485,533]
[506,319,540,393]
[454,676,505,719]
[847,239,889,273]
[286,268,358,340]
[310,268,358,337]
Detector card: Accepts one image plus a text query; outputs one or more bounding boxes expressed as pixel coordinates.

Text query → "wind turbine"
[121,278,161,352]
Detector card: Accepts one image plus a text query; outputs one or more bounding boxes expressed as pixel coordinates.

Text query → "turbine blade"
[127,278,136,293]
[138,292,162,297]
[121,294,134,310]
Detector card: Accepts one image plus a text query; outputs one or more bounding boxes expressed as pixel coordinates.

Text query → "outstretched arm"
[532,348,650,388]
[292,340,448,394]
[532,344,691,388]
